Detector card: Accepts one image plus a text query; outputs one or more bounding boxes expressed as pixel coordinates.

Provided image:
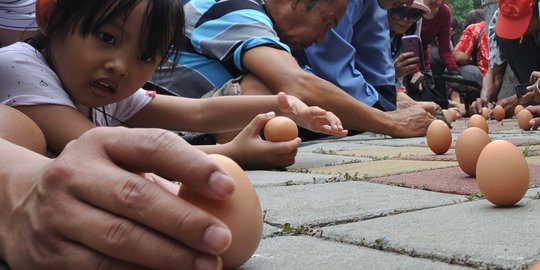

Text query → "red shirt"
[454,21,489,76]
[421,3,459,72]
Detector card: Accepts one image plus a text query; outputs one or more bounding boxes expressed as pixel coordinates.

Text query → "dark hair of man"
[463,9,484,28]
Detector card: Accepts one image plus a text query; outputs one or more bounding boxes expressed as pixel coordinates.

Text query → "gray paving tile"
[298,140,372,153]
[357,137,431,147]
[289,152,370,169]
[240,236,472,270]
[262,224,280,238]
[321,197,540,269]
[257,181,466,227]
[246,171,345,188]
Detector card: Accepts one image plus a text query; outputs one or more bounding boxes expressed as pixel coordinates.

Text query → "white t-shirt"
[0,0,37,30]
[0,42,153,126]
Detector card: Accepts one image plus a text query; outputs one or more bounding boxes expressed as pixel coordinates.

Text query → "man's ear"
[290,0,301,9]
[35,0,56,33]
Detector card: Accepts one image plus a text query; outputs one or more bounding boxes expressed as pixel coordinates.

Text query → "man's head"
[495,0,536,39]
[269,0,347,50]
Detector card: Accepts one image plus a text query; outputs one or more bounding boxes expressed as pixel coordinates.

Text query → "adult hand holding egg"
[524,105,540,130]
[179,154,263,270]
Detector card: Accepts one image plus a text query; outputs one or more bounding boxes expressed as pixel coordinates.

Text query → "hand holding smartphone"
[401,35,425,71]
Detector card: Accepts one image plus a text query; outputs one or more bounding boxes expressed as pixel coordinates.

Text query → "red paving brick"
[370,164,540,195]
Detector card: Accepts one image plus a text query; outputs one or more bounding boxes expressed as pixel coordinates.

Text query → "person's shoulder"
[0,42,43,65]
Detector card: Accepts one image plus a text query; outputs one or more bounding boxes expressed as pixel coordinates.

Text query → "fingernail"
[203,225,232,254]
[195,255,221,270]
[208,171,235,198]
[266,111,275,117]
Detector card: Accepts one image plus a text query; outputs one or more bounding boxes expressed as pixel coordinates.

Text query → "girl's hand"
[225,112,301,169]
[275,92,348,137]
[394,52,420,78]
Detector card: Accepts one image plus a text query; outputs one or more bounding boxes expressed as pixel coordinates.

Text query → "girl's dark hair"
[41,0,185,64]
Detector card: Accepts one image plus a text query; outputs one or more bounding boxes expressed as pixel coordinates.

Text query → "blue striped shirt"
[152,0,290,98]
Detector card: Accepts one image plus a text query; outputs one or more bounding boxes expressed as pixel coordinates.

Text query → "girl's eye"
[98,32,116,45]
[139,53,155,63]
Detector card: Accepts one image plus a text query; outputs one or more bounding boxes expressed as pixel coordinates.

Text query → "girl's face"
[50,0,163,108]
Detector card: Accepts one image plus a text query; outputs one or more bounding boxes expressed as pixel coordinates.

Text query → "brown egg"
[491,105,505,121]
[476,140,529,207]
[179,154,263,270]
[426,119,452,155]
[481,107,490,119]
[514,104,524,117]
[467,114,489,133]
[263,116,298,142]
[517,109,533,131]
[455,127,491,177]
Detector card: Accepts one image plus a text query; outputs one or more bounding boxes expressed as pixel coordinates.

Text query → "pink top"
[420,3,459,72]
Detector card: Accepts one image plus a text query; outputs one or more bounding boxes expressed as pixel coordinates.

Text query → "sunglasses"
[389,7,424,21]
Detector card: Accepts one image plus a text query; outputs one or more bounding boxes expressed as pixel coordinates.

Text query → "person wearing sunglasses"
[389,1,430,80]
[387,0,447,110]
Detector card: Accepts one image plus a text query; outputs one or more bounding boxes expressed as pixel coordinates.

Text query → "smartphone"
[514,83,531,99]
[401,35,425,71]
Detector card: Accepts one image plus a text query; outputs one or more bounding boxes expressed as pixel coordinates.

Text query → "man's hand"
[386,105,436,137]
[1,127,234,270]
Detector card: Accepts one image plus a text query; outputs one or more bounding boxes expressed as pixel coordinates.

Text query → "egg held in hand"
[476,140,529,207]
[426,119,452,155]
[455,127,491,177]
[263,116,298,142]
[178,154,263,270]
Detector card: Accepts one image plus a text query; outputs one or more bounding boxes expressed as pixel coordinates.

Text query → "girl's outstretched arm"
[128,92,347,136]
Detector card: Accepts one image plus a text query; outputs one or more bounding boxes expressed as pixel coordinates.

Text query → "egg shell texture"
[476,140,529,207]
[426,120,452,155]
[263,116,298,142]
[179,154,263,270]
[455,127,491,177]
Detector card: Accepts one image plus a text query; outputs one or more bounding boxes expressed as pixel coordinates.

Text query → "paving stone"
[240,236,472,270]
[321,197,540,269]
[309,159,457,178]
[298,140,369,153]
[262,224,280,238]
[257,181,465,227]
[354,137,430,147]
[373,164,540,195]
[289,152,370,169]
[335,146,436,160]
[246,171,344,188]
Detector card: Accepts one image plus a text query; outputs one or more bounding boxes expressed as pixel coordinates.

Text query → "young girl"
[0,0,347,169]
